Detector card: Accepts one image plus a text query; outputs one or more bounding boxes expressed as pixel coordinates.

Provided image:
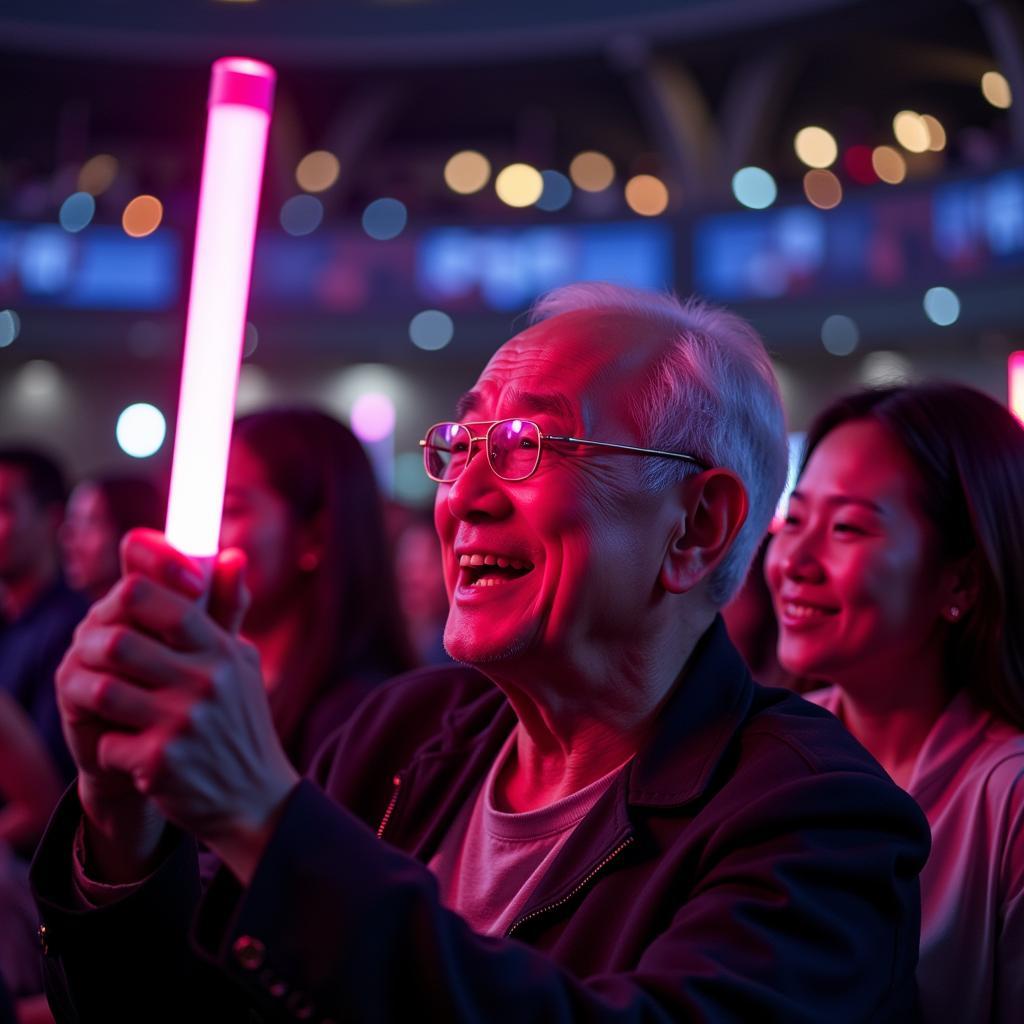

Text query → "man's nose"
[445,442,514,522]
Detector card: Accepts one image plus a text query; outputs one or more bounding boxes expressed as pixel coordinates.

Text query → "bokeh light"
[17,360,62,402]
[362,197,408,239]
[624,175,669,216]
[536,170,573,211]
[77,154,118,196]
[59,192,95,233]
[116,403,166,458]
[280,194,324,236]
[569,151,615,192]
[243,321,259,358]
[350,392,396,442]
[295,150,340,193]
[859,351,912,386]
[235,365,271,414]
[0,309,20,348]
[803,169,842,209]
[892,111,930,153]
[820,314,860,356]
[842,146,878,185]
[122,195,163,238]
[871,145,907,184]
[409,309,454,351]
[923,286,961,326]
[731,166,777,209]
[794,127,838,169]
[495,163,543,207]
[444,150,491,194]
[981,70,1012,109]
[921,114,947,152]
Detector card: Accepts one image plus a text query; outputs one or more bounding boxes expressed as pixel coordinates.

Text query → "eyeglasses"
[420,418,709,483]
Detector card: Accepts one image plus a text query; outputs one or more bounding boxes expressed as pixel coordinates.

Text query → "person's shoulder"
[307,664,501,780]
[740,685,891,784]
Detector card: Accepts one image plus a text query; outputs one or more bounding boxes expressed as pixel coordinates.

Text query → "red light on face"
[843,145,878,186]
[1010,351,1024,426]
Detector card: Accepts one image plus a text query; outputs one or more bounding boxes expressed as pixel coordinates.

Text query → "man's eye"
[518,437,538,450]
[450,441,470,453]
[783,514,802,528]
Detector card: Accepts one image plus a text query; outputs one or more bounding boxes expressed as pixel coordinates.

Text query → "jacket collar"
[627,615,755,808]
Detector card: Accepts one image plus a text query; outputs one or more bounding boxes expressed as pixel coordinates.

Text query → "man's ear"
[660,469,749,595]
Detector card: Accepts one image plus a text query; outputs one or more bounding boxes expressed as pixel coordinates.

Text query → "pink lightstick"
[165,57,276,561]
[1010,351,1024,427]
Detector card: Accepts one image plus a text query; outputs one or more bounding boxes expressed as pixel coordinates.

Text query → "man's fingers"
[61,670,164,730]
[75,622,205,692]
[120,528,208,599]
[92,573,215,653]
[96,731,157,791]
[209,548,250,634]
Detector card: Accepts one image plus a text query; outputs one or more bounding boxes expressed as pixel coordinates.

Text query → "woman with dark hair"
[62,475,164,600]
[765,382,1024,1023]
[224,407,415,771]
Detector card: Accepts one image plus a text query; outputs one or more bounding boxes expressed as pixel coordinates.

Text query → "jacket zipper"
[376,773,403,839]
[505,835,635,938]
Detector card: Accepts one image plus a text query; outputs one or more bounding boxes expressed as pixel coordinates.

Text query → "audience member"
[61,475,164,602]
[0,448,87,782]
[33,285,929,1021]
[223,408,415,771]
[392,507,450,665]
[0,691,62,1003]
[766,382,1024,1023]
[722,535,815,690]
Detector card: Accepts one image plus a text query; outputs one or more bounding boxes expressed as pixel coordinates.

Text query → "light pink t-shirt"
[428,729,628,937]
[808,687,1024,1024]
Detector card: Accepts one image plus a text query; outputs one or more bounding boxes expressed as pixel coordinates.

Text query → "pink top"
[428,728,627,937]
[808,687,1024,1023]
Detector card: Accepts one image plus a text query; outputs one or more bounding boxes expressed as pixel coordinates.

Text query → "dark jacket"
[31,619,930,1023]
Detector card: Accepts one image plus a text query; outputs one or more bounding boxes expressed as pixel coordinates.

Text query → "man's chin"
[442,622,532,666]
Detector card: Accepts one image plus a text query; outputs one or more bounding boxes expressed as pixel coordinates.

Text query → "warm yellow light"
[122,195,163,237]
[494,163,543,207]
[624,175,669,216]
[444,150,491,195]
[569,151,615,192]
[892,110,930,153]
[295,150,340,193]
[921,114,947,152]
[871,145,907,184]
[794,127,838,169]
[78,154,119,196]
[803,169,842,209]
[981,70,1012,109]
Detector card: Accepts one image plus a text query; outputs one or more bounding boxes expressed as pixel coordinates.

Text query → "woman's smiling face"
[765,419,955,693]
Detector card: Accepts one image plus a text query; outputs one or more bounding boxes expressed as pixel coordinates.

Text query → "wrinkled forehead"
[463,310,668,426]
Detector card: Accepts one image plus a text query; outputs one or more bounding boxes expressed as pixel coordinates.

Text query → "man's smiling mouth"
[457,551,534,588]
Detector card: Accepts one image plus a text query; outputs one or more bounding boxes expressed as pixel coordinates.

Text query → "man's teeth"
[458,553,528,570]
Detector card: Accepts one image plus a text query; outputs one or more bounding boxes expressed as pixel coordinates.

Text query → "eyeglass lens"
[424,419,541,481]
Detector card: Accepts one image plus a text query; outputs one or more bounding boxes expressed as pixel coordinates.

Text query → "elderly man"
[33,284,928,1022]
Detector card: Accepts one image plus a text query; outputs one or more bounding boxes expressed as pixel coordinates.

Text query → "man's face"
[0,465,59,583]
[434,311,679,667]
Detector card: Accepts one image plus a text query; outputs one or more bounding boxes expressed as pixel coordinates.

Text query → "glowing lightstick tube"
[165,58,275,560]
[1011,351,1024,427]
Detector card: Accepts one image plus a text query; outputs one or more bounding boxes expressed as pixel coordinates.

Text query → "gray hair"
[530,282,788,606]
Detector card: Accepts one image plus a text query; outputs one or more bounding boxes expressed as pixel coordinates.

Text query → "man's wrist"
[78,774,168,884]
[202,774,300,886]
